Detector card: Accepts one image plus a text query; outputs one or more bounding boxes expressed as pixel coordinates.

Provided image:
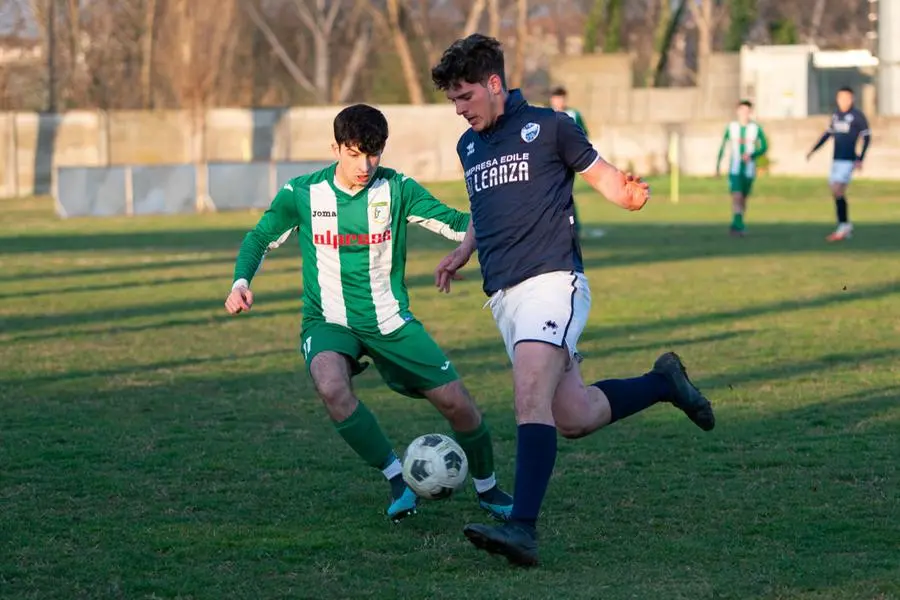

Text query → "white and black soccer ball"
[401,433,469,500]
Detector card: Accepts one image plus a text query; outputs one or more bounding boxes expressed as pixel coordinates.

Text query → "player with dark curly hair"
[225,103,513,525]
[431,34,715,567]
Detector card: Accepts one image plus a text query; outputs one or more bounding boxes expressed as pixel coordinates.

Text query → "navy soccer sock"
[593,372,671,424]
[510,424,557,528]
[835,196,848,223]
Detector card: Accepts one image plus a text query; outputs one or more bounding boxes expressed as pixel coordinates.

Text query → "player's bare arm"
[579,157,650,211]
[435,220,475,294]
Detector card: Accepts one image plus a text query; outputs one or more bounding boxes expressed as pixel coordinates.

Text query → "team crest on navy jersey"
[520,122,541,143]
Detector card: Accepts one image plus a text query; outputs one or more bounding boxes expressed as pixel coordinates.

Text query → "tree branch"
[241,0,317,94]
[336,18,373,102]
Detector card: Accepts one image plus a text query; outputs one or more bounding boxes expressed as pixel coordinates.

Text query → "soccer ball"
[401,433,469,500]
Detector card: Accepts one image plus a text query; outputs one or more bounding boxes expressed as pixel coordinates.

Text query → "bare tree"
[241,0,318,99]
[462,0,487,36]
[243,0,374,104]
[140,0,158,108]
[334,11,374,103]
[687,0,714,61]
[487,0,501,38]
[294,0,342,103]
[510,0,527,88]
[368,0,425,104]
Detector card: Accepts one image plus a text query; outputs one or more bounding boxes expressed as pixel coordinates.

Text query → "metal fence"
[54,160,332,218]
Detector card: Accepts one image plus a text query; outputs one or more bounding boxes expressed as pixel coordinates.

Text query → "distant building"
[740,45,877,119]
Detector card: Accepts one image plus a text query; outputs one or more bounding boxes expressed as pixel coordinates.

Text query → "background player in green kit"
[224,104,513,523]
[716,100,768,236]
[549,86,603,239]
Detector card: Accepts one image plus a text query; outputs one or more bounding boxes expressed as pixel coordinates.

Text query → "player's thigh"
[727,174,743,194]
[742,177,755,197]
[301,322,367,396]
[363,321,459,399]
[491,270,592,364]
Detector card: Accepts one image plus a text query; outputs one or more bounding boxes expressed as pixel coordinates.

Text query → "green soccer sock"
[732,213,745,229]
[453,421,496,491]
[333,401,395,471]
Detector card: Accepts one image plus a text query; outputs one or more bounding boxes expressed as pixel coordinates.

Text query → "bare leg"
[551,361,612,439]
[423,380,511,506]
[310,352,404,503]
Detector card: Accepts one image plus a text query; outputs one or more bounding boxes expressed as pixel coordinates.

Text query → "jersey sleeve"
[232,183,301,286]
[400,175,470,242]
[856,110,872,161]
[810,117,832,154]
[717,126,731,166]
[556,111,599,173]
[574,110,590,138]
[752,126,768,159]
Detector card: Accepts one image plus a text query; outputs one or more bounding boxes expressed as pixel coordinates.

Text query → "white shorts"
[486,270,591,363]
[829,160,855,185]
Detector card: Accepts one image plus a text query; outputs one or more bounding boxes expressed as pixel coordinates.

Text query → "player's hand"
[434,247,470,294]
[225,285,254,314]
[854,160,862,171]
[742,153,752,163]
[616,172,649,211]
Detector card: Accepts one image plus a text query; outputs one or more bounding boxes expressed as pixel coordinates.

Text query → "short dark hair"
[550,86,567,97]
[333,104,388,155]
[431,34,506,91]
[738,99,753,108]
[838,86,854,95]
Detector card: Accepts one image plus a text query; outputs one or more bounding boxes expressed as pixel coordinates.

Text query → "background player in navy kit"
[806,87,872,242]
[430,34,715,567]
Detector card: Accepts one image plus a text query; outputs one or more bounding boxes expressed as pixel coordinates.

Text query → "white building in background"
[739,45,879,119]
[877,0,900,116]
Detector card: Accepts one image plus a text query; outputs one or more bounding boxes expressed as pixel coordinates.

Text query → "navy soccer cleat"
[652,351,715,431]
[463,521,539,567]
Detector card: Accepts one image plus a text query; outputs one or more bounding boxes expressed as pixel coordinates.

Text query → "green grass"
[1,176,899,600]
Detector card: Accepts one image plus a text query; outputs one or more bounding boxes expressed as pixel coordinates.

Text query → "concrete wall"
[3,104,900,199]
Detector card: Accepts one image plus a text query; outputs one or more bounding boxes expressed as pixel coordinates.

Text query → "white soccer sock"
[473,473,497,494]
[382,458,402,480]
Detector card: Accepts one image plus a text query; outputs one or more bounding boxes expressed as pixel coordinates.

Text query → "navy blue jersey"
[812,107,871,161]
[457,90,599,296]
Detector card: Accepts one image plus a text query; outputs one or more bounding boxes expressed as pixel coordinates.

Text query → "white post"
[668,130,680,204]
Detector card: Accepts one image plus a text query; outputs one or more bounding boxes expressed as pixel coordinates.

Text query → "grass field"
[2,176,899,600]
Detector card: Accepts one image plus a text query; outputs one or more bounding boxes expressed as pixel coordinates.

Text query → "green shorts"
[728,174,755,196]
[300,320,459,398]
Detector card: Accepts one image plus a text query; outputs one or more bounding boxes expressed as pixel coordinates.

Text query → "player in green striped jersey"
[716,100,768,236]
[550,86,604,239]
[224,104,513,523]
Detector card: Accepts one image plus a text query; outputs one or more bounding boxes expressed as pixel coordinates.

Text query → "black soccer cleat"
[652,351,715,431]
[463,522,539,567]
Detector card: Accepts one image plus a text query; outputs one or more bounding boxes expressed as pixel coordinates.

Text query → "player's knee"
[310,355,355,419]
[556,421,590,439]
[315,381,356,420]
[426,380,481,430]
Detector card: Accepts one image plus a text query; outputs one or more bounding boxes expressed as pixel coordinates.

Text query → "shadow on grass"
[6,276,898,348]
[3,222,899,261]
[2,347,897,598]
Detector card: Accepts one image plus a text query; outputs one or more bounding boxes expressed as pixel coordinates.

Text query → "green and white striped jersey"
[717,120,769,177]
[233,163,469,335]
